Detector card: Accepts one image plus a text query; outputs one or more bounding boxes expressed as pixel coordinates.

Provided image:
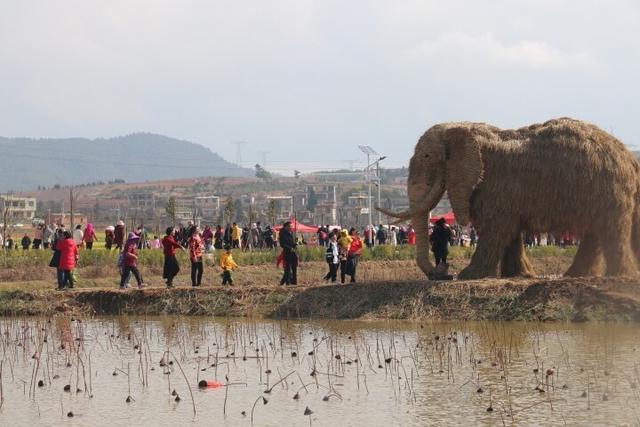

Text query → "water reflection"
[0,318,638,426]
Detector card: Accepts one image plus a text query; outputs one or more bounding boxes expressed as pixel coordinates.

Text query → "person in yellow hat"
[337,229,352,284]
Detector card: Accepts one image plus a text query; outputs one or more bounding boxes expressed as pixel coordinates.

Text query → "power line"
[0,150,367,173]
[0,141,358,164]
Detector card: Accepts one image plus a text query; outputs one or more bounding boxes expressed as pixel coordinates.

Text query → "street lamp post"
[358,145,377,234]
[359,146,386,246]
[375,157,387,224]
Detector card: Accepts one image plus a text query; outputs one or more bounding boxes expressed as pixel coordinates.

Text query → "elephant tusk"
[375,207,409,219]
[376,206,430,223]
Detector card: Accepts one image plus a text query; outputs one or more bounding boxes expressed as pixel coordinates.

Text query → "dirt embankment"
[2,276,640,321]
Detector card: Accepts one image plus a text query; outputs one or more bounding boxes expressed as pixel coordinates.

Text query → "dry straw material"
[380,118,640,280]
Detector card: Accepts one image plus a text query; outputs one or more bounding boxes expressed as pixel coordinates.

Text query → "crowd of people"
[1,216,581,290]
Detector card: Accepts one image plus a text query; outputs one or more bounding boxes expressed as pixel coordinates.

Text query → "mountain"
[0,133,253,192]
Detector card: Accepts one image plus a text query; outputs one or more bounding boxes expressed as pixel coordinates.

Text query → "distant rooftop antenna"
[233,140,248,167]
[343,160,357,171]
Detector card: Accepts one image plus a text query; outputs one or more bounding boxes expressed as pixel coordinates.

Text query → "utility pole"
[358,145,377,233]
[69,187,74,231]
[377,162,382,224]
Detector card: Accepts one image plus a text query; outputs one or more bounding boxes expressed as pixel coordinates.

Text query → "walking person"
[364,225,374,249]
[220,246,238,285]
[49,228,64,287]
[376,224,387,245]
[120,233,145,289]
[231,223,241,249]
[33,225,43,249]
[264,225,275,249]
[189,226,204,287]
[83,223,97,250]
[214,225,224,250]
[202,225,214,253]
[73,224,84,248]
[279,222,298,285]
[431,218,452,266]
[114,220,125,250]
[407,225,417,245]
[21,234,31,251]
[162,226,184,288]
[43,224,54,249]
[389,226,398,247]
[256,222,264,248]
[337,229,352,284]
[56,230,78,289]
[346,228,363,283]
[323,233,339,283]
[250,224,259,251]
[105,226,115,250]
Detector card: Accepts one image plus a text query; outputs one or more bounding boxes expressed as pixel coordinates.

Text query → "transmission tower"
[258,151,270,169]
[233,140,248,167]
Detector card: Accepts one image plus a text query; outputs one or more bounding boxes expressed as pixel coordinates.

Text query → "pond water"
[0,317,638,426]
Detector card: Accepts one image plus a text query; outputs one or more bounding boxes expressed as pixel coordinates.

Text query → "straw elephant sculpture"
[380,118,640,279]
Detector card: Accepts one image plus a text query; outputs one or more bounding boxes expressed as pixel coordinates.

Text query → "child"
[220,246,238,285]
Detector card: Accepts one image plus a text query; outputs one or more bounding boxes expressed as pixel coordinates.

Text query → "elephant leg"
[601,218,638,276]
[458,228,504,280]
[500,234,535,278]
[565,233,604,277]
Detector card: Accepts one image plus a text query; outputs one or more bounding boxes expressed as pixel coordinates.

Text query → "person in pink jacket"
[56,230,79,289]
[83,223,98,250]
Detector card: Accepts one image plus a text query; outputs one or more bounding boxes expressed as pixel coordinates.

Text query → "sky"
[1,0,639,174]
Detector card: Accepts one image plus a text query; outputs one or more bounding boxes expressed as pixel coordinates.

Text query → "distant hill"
[0,133,253,192]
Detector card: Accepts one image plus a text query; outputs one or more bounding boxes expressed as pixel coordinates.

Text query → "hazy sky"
[2,0,639,174]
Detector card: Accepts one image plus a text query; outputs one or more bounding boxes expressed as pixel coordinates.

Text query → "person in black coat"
[279,222,298,285]
[431,218,452,266]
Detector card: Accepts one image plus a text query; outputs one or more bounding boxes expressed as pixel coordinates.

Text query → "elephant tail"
[632,192,640,267]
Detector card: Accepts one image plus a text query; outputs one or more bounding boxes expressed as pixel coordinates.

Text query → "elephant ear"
[444,128,484,225]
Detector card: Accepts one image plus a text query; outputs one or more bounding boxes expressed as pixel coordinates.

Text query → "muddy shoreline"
[2,276,639,321]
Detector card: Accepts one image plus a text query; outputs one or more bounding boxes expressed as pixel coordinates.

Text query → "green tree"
[307,186,318,211]
[234,199,245,223]
[166,197,177,223]
[255,164,272,182]
[223,197,235,224]
[267,199,279,225]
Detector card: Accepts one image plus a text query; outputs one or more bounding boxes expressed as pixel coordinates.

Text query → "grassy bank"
[0,276,638,321]
[1,246,615,322]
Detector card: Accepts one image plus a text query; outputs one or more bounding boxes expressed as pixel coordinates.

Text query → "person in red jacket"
[120,233,145,289]
[56,230,79,290]
[346,228,363,283]
[162,226,185,288]
[188,226,204,287]
[407,225,417,245]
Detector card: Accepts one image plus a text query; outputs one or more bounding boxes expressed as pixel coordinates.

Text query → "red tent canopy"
[274,219,318,233]
[430,212,456,225]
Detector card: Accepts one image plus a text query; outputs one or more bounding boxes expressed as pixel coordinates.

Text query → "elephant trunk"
[413,212,433,276]
[410,177,445,277]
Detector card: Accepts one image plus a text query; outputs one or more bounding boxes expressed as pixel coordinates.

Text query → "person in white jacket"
[323,233,339,283]
[73,225,84,247]
[390,226,398,246]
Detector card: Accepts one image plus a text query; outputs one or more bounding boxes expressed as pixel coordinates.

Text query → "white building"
[0,195,37,221]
